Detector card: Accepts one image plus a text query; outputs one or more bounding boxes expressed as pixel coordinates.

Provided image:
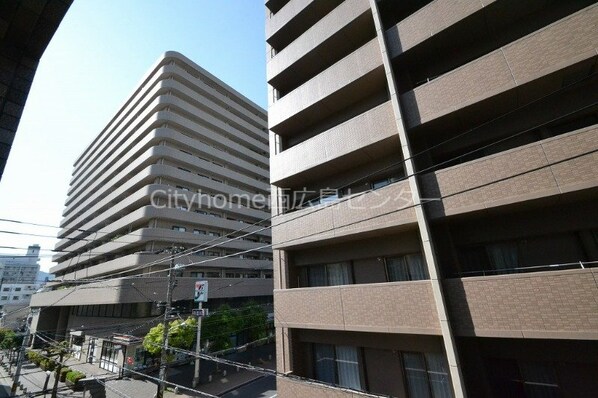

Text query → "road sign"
[192,308,209,317]
[194,280,208,302]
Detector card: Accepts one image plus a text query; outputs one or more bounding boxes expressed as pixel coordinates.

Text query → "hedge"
[66,370,86,384]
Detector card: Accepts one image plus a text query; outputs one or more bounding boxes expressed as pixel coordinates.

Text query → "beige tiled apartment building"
[30,52,273,371]
[266,0,598,396]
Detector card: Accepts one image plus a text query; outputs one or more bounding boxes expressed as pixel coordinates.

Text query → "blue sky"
[0,0,267,272]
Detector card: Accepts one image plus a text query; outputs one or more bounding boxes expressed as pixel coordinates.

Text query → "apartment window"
[313,344,363,390]
[176,185,190,191]
[208,232,221,237]
[206,271,221,278]
[176,205,188,211]
[12,296,18,300]
[172,226,187,232]
[2,288,8,292]
[1,296,7,301]
[14,288,21,291]
[486,359,560,397]
[371,177,400,190]
[460,242,519,274]
[193,229,206,235]
[306,263,352,287]
[190,272,204,278]
[386,253,428,282]
[402,352,452,398]
[195,210,208,215]
[209,212,222,218]
[206,251,220,257]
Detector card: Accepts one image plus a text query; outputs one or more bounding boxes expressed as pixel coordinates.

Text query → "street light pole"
[11,312,32,395]
[156,247,180,398]
[192,301,202,388]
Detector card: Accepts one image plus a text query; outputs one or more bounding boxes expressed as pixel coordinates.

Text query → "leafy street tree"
[143,317,197,356]
[0,328,24,350]
[202,301,268,352]
[201,304,242,352]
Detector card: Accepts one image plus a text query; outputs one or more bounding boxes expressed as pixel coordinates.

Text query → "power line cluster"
[0,71,595,397]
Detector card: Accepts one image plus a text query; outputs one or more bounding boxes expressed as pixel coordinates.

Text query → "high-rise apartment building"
[266,1,598,396]
[30,52,273,371]
[0,0,72,181]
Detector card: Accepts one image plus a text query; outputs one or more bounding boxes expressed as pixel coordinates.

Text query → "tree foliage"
[0,328,23,349]
[143,316,197,356]
[202,301,268,352]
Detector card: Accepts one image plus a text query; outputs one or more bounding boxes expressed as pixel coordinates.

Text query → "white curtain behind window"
[387,257,410,281]
[425,353,453,398]
[314,344,336,384]
[308,265,327,287]
[406,253,428,280]
[327,263,351,286]
[404,353,432,398]
[487,242,518,272]
[335,346,362,390]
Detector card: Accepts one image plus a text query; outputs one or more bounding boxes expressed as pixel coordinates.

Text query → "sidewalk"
[0,355,81,398]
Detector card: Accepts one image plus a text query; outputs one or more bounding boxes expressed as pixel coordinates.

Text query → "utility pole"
[192,280,208,388]
[156,247,182,398]
[11,312,32,396]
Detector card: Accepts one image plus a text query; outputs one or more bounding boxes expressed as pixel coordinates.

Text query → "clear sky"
[0,0,267,272]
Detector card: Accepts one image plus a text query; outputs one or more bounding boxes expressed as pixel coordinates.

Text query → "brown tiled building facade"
[266,0,598,396]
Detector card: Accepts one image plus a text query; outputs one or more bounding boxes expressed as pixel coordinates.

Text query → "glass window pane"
[403,352,431,398]
[406,254,429,280]
[520,361,560,398]
[326,263,351,286]
[335,346,362,390]
[308,265,327,287]
[387,257,410,282]
[486,242,518,271]
[314,344,336,385]
[425,353,453,398]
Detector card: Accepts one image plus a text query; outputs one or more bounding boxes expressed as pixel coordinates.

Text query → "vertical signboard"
[194,280,208,302]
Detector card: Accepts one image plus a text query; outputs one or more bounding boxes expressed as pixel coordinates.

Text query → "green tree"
[201,302,268,352]
[201,304,242,352]
[0,330,23,349]
[143,317,197,356]
[239,301,268,342]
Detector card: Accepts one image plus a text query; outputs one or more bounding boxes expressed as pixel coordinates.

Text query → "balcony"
[420,125,598,218]
[272,180,416,249]
[386,0,490,57]
[270,101,398,186]
[267,0,343,51]
[445,268,598,339]
[269,38,384,136]
[274,281,440,334]
[399,4,598,128]
[267,0,370,87]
